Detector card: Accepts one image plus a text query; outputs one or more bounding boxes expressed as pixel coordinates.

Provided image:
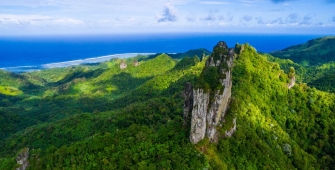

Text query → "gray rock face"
[183,82,193,126]
[206,79,232,142]
[16,148,29,170]
[188,41,235,144]
[120,61,127,70]
[190,89,210,144]
[288,76,295,89]
[225,118,237,137]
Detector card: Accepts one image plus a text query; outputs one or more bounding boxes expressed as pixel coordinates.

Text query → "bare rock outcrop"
[288,67,296,89]
[132,60,139,66]
[190,89,210,143]
[225,118,237,137]
[120,60,127,70]
[288,76,296,89]
[187,41,236,144]
[16,148,29,170]
[183,82,193,126]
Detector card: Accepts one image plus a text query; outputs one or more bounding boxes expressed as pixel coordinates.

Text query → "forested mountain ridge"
[270,36,335,66]
[0,41,335,169]
[266,36,335,93]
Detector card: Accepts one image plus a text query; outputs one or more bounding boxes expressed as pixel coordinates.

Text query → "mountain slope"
[213,43,335,169]
[146,48,211,60]
[270,36,335,66]
[0,55,208,169]
[0,42,335,169]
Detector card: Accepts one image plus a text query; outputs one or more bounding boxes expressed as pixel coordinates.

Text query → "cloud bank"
[0,14,83,26]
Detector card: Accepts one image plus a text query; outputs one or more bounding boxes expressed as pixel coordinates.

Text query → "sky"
[0,0,335,35]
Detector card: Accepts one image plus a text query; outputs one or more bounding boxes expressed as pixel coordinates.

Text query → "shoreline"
[0,53,155,73]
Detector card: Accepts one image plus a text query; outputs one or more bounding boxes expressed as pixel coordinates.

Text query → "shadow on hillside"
[50,68,105,86]
[94,72,152,95]
[0,65,198,143]
[106,71,197,110]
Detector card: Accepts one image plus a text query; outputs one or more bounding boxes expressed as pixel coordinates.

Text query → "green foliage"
[266,52,335,93]
[288,67,295,79]
[24,67,72,83]
[308,74,335,93]
[0,70,22,87]
[1,41,335,169]
[0,54,209,169]
[0,86,22,96]
[202,67,222,91]
[212,45,228,61]
[270,36,335,66]
[147,48,211,60]
[214,43,335,169]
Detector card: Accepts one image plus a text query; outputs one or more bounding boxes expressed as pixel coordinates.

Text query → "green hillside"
[270,36,335,66]
[146,48,211,60]
[266,53,335,93]
[0,42,335,169]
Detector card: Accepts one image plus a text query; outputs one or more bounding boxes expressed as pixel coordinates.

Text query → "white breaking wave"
[0,66,43,73]
[1,53,155,72]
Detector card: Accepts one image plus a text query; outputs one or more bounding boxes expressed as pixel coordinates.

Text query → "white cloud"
[286,13,299,24]
[0,14,83,26]
[0,0,334,34]
[157,3,178,22]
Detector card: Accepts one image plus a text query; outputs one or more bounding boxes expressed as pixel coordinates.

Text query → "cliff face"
[183,82,193,126]
[186,41,235,144]
[288,67,296,89]
[16,148,29,170]
[288,76,296,89]
[190,89,210,143]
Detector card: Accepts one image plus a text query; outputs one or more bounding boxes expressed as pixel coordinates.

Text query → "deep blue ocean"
[0,33,327,72]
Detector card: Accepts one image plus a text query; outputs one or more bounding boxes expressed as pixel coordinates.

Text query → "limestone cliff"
[189,89,210,143]
[288,76,296,89]
[183,82,193,126]
[16,148,29,170]
[186,41,236,144]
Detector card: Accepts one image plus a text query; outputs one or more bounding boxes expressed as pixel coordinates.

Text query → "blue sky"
[0,0,334,35]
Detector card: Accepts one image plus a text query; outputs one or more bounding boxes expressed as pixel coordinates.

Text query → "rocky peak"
[120,60,127,70]
[186,41,236,144]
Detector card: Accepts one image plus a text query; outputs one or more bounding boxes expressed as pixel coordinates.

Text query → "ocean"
[0,33,326,72]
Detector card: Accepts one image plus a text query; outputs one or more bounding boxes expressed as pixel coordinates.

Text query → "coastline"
[0,53,155,73]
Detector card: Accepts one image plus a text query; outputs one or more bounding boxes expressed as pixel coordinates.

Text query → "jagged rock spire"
[186,41,236,144]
